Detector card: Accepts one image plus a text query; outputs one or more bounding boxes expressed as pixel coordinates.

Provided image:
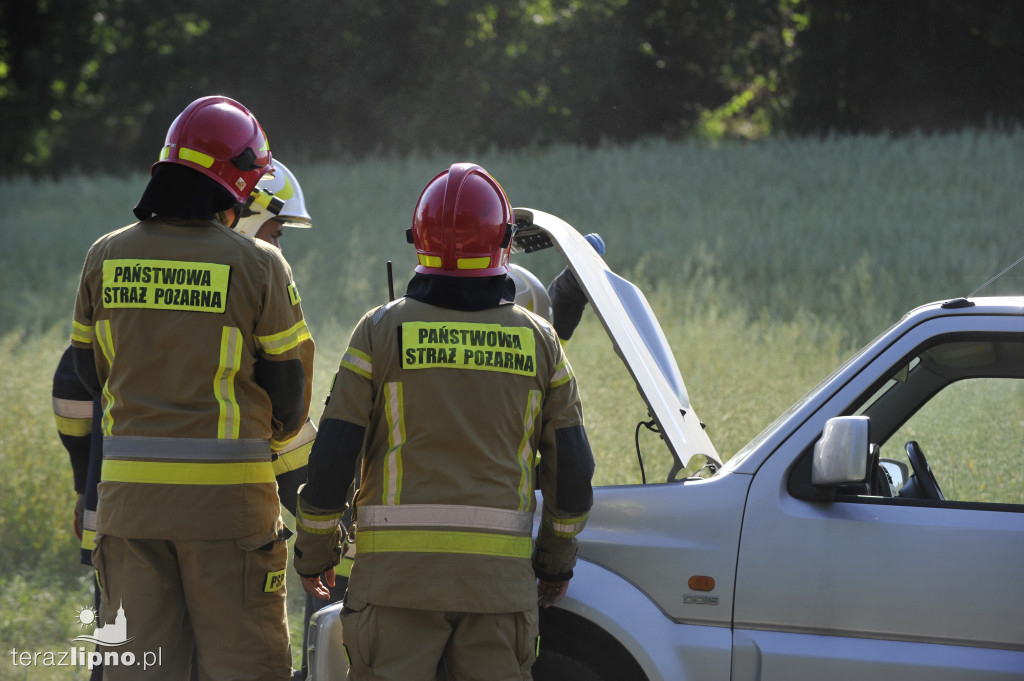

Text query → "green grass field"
[1,130,1021,678]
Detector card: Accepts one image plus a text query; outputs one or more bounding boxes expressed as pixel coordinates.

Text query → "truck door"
[731,320,1024,680]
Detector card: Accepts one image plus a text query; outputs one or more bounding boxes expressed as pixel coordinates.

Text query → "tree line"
[1,0,1021,178]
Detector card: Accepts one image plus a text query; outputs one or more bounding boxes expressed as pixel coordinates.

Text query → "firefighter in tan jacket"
[294,163,595,681]
[70,96,314,681]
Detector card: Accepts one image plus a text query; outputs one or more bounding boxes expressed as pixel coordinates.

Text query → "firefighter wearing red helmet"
[70,95,313,680]
[294,163,595,680]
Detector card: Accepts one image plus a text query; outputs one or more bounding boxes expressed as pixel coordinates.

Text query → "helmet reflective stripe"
[161,146,216,169]
[458,257,491,270]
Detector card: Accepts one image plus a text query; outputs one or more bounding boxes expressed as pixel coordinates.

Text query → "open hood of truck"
[512,208,721,473]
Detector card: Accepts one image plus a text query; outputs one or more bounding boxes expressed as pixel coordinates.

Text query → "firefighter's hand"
[73,493,85,541]
[537,578,569,608]
[301,567,337,601]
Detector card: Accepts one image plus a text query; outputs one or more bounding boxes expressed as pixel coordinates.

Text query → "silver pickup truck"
[306,209,1024,681]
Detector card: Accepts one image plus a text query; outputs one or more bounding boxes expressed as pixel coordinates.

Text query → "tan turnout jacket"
[296,294,594,613]
[71,217,314,540]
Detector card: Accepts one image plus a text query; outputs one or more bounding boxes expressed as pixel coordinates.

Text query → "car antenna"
[943,252,1024,308]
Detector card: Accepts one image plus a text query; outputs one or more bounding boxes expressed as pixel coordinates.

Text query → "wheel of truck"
[532,649,605,681]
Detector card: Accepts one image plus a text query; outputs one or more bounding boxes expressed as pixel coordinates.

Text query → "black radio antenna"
[387,261,395,301]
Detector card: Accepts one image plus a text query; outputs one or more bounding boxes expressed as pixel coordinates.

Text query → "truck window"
[848,335,1024,508]
[884,377,1024,505]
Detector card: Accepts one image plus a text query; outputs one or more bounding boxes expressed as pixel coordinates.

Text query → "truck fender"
[546,559,732,681]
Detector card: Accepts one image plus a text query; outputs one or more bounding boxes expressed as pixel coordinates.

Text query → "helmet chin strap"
[229,202,243,228]
[217,202,244,229]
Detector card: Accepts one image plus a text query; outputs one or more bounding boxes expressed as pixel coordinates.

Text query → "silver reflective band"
[53,397,93,419]
[359,504,534,534]
[103,436,272,461]
[275,418,317,453]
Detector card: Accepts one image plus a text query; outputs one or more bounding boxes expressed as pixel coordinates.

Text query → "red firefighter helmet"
[154,96,272,203]
[408,163,515,277]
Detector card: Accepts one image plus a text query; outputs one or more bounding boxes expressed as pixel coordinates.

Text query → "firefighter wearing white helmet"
[71,95,313,681]
[234,159,313,247]
[293,162,595,681]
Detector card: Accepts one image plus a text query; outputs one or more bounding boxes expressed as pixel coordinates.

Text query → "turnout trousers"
[92,532,291,681]
[340,596,539,681]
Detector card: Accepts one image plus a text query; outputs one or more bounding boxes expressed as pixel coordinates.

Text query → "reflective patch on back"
[400,321,537,376]
[101,259,230,313]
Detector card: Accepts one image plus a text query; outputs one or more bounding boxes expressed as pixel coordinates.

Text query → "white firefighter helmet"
[508,263,553,323]
[234,160,312,237]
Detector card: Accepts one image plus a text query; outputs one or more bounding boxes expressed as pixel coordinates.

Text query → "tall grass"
[1,131,1021,673]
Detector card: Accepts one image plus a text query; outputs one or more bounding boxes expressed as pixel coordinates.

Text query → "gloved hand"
[73,493,85,541]
[537,578,570,608]
[583,233,605,255]
[547,232,606,341]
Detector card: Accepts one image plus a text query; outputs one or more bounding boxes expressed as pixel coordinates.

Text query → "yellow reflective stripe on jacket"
[94,320,114,365]
[516,390,541,511]
[336,555,355,578]
[256,319,311,355]
[549,357,574,388]
[297,499,343,535]
[341,347,372,379]
[357,529,533,559]
[359,504,534,534]
[80,509,97,551]
[95,321,116,437]
[55,414,91,437]
[71,320,93,345]
[543,512,589,538]
[102,459,275,485]
[53,397,93,437]
[81,528,97,552]
[271,419,316,474]
[214,326,243,439]
[382,382,406,506]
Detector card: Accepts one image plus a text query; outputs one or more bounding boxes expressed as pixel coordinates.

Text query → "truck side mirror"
[811,416,871,486]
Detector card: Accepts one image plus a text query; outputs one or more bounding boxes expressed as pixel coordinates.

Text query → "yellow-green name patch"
[401,321,536,376]
[101,259,230,313]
